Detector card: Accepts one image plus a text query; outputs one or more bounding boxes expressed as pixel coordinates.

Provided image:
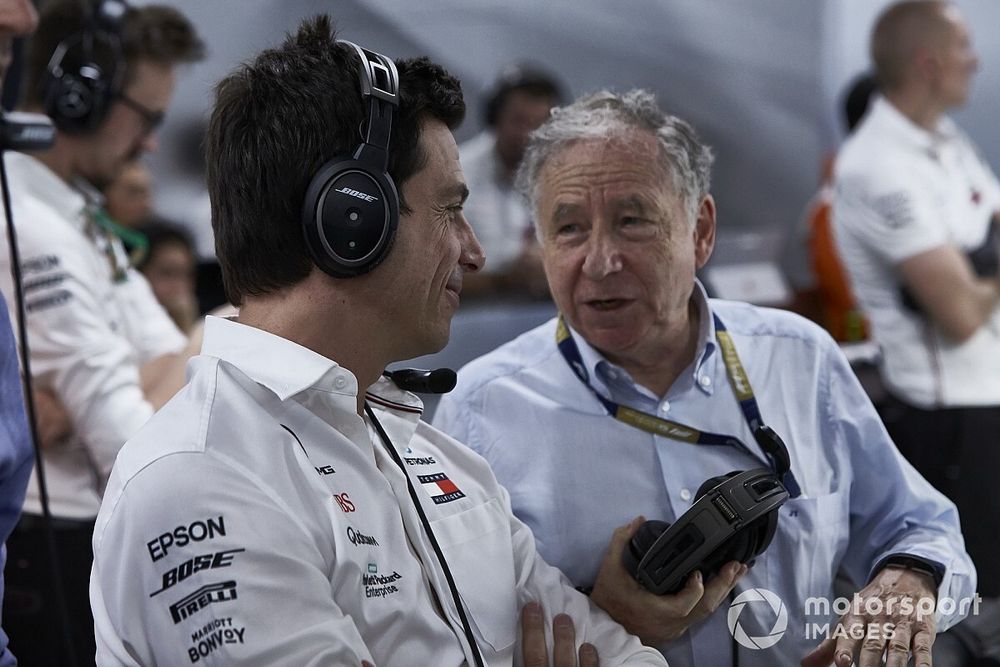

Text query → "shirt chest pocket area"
[765,488,850,600]
[430,497,517,653]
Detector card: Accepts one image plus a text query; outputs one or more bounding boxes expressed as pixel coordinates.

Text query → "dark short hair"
[485,62,564,126]
[841,73,878,132]
[23,0,205,108]
[137,217,195,271]
[206,15,465,306]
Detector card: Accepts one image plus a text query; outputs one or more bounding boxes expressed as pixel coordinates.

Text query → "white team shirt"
[0,152,186,518]
[90,316,664,666]
[459,131,534,274]
[833,97,1000,407]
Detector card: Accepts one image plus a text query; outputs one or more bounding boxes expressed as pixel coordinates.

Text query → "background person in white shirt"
[90,17,665,666]
[833,2,1000,661]
[0,1,203,663]
[460,63,563,300]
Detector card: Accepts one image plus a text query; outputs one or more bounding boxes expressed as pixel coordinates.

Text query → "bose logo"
[335,186,378,203]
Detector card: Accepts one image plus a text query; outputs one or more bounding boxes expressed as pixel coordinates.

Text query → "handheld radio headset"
[623,433,791,595]
[40,0,128,135]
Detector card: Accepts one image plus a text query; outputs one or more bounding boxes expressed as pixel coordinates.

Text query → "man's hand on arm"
[898,244,1000,342]
[589,517,747,647]
[521,601,599,667]
[801,565,937,667]
[31,387,72,449]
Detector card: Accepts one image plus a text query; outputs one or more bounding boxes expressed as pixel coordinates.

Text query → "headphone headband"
[300,39,403,279]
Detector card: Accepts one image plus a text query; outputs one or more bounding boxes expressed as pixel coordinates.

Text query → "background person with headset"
[90,17,664,666]
[0,0,203,663]
[432,89,976,666]
[459,63,563,300]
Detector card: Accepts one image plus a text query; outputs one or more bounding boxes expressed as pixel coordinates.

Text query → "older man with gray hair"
[434,89,975,666]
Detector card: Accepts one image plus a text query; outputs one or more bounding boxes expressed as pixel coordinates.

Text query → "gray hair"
[516,89,714,225]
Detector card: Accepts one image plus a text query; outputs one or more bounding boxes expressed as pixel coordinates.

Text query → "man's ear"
[693,194,716,270]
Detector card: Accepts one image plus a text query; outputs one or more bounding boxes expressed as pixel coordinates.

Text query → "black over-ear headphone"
[301,41,401,278]
[41,0,129,135]
[623,426,791,595]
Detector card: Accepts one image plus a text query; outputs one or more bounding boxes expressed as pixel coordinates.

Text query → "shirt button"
[659,401,670,413]
[334,376,348,389]
[699,375,711,387]
[680,488,692,502]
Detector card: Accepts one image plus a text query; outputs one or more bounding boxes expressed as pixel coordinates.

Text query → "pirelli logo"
[169,581,238,624]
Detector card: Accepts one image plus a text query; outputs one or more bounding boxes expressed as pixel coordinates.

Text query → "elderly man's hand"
[521,601,599,667]
[801,565,937,667]
[32,387,71,449]
[589,516,747,646]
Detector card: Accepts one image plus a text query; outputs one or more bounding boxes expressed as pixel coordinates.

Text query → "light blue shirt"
[434,283,976,666]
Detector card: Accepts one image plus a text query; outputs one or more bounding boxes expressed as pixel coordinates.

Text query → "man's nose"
[581,233,622,279]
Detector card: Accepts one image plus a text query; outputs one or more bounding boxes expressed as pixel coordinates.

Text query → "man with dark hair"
[0,1,203,663]
[90,16,663,666]
[834,1,1000,662]
[460,63,564,299]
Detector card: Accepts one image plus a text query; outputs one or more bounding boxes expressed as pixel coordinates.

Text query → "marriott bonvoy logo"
[726,587,983,649]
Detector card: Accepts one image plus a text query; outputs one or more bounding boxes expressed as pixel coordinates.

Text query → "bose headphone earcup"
[43,61,111,135]
[302,157,400,278]
[623,519,671,578]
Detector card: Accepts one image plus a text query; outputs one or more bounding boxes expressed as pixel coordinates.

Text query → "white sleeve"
[834,166,949,266]
[13,237,154,482]
[503,484,666,665]
[115,268,187,363]
[92,452,378,666]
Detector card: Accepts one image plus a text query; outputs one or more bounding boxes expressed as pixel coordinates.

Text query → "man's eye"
[556,223,580,235]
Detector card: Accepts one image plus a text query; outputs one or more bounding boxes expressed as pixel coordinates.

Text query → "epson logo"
[147,516,227,562]
[335,186,378,203]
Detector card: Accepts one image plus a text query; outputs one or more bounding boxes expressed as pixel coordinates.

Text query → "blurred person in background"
[103,158,153,262]
[834,2,1000,662]
[460,63,563,300]
[0,1,203,663]
[136,217,197,333]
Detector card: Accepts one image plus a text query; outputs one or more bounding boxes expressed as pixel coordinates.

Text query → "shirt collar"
[566,279,718,400]
[201,316,359,407]
[870,96,958,155]
[5,152,88,231]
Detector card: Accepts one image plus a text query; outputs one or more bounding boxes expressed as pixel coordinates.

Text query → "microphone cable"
[1,147,80,667]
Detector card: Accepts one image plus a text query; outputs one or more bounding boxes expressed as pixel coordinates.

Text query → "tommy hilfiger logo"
[417,473,465,505]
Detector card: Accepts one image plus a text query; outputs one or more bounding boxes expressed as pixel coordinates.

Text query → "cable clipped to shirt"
[1,111,80,667]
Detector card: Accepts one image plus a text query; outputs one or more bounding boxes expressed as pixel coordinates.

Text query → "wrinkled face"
[495,89,555,169]
[932,6,978,108]
[0,0,36,79]
[79,60,175,189]
[104,160,153,228]
[142,240,195,308]
[535,131,715,364]
[379,118,484,359]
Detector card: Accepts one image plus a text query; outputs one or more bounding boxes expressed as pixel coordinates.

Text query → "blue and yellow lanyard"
[556,314,802,498]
